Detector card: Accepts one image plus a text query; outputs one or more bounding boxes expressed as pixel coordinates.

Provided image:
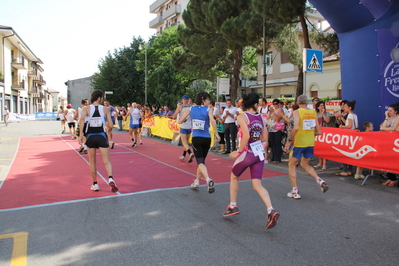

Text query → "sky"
[1,0,156,97]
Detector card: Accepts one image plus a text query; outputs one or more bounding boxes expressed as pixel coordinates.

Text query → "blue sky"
[1,0,156,97]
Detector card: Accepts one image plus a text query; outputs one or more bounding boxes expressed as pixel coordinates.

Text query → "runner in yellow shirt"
[284,95,328,199]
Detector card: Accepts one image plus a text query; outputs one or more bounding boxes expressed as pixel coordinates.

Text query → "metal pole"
[262,17,267,99]
[145,44,148,105]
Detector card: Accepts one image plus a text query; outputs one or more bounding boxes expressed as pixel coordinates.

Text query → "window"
[263,52,272,67]
[311,91,318,98]
[338,89,342,98]
[281,52,289,64]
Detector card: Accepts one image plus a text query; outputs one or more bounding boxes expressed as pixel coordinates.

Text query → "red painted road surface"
[0,134,285,210]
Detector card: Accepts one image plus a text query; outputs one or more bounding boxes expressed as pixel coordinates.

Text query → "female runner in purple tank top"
[223,92,279,229]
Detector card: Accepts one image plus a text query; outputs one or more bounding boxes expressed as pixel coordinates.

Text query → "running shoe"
[62,129,65,134]
[179,155,185,160]
[287,191,301,199]
[317,180,329,193]
[188,153,195,163]
[266,209,280,229]
[207,179,215,194]
[83,150,88,154]
[140,141,142,145]
[223,205,240,217]
[354,173,365,179]
[108,178,118,193]
[91,184,99,191]
[79,145,84,153]
[191,180,199,188]
[110,142,115,149]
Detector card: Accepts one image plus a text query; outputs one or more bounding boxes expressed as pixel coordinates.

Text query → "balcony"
[31,92,44,99]
[150,0,167,13]
[11,57,27,70]
[28,69,37,78]
[33,76,46,85]
[12,76,25,90]
[149,15,164,29]
[163,5,181,19]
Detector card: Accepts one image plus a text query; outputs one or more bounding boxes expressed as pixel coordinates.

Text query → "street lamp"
[141,43,148,105]
[262,17,267,99]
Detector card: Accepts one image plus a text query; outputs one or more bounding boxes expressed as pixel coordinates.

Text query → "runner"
[173,95,194,162]
[129,102,143,147]
[178,92,220,193]
[78,90,118,192]
[57,106,66,133]
[284,95,328,199]
[223,92,279,229]
[104,100,116,149]
[74,99,88,153]
[65,104,76,139]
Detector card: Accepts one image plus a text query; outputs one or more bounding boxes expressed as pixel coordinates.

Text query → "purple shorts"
[231,151,264,179]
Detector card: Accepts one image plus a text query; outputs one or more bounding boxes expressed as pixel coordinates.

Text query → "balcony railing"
[150,0,167,13]
[149,15,164,29]
[11,57,27,70]
[33,76,46,85]
[163,5,181,19]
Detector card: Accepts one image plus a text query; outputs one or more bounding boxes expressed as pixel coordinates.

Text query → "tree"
[252,0,311,97]
[93,37,144,106]
[177,0,282,102]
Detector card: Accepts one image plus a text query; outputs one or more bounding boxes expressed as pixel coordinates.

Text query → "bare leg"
[88,148,97,182]
[300,157,320,180]
[229,173,239,203]
[288,156,300,187]
[99,147,112,177]
[252,179,272,209]
[197,163,209,180]
[180,133,190,151]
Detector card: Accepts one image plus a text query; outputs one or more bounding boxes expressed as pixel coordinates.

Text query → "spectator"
[314,101,331,170]
[354,122,374,179]
[335,100,358,176]
[221,99,237,154]
[379,103,399,186]
[267,99,285,163]
[216,106,226,153]
[151,105,159,115]
[312,97,320,110]
[117,106,127,131]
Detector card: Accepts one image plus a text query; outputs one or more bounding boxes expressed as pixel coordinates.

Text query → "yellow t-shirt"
[294,108,317,147]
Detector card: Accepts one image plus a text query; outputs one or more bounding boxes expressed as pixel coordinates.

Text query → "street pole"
[145,44,148,105]
[262,17,267,99]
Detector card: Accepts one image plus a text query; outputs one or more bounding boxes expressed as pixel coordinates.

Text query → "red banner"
[315,128,399,173]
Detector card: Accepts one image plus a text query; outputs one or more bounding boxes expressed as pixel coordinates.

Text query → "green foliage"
[252,0,306,24]
[310,30,340,55]
[177,0,282,102]
[273,24,302,66]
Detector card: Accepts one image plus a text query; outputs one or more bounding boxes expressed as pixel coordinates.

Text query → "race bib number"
[192,119,205,130]
[89,118,103,127]
[249,141,265,161]
[303,119,316,130]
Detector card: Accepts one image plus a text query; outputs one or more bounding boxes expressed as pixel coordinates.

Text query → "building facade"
[149,0,189,35]
[65,76,93,109]
[0,25,48,118]
[251,11,341,100]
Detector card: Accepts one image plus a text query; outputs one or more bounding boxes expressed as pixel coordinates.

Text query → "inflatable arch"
[310,0,399,126]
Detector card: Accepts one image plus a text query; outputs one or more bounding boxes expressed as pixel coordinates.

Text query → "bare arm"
[173,104,182,120]
[104,107,113,129]
[208,108,220,142]
[178,109,190,124]
[230,114,248,159]
[79,106,89,137]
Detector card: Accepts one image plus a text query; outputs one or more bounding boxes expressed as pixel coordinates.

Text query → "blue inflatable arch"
[310,0,399,127]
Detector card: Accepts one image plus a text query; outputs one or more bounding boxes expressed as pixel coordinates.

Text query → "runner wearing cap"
[173,95,194,162]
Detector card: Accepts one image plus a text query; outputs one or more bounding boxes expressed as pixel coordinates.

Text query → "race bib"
[192,119,205,130]
[303,119,316,130]
[89,118,103,127]
[249,140,265,161]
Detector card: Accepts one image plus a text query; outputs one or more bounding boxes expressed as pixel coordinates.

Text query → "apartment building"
[149,0,189,35]
[0,25,48,118]
[252,11,341,99]
[65,76,93,109]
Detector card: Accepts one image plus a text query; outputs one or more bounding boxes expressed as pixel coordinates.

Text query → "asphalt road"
[0,120,398,266]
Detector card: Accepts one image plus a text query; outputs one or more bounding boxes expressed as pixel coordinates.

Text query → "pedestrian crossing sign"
[303,49,323,73]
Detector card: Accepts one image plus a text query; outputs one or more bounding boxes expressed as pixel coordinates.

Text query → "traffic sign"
[105,91,113,94]
[303,49,323,73]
